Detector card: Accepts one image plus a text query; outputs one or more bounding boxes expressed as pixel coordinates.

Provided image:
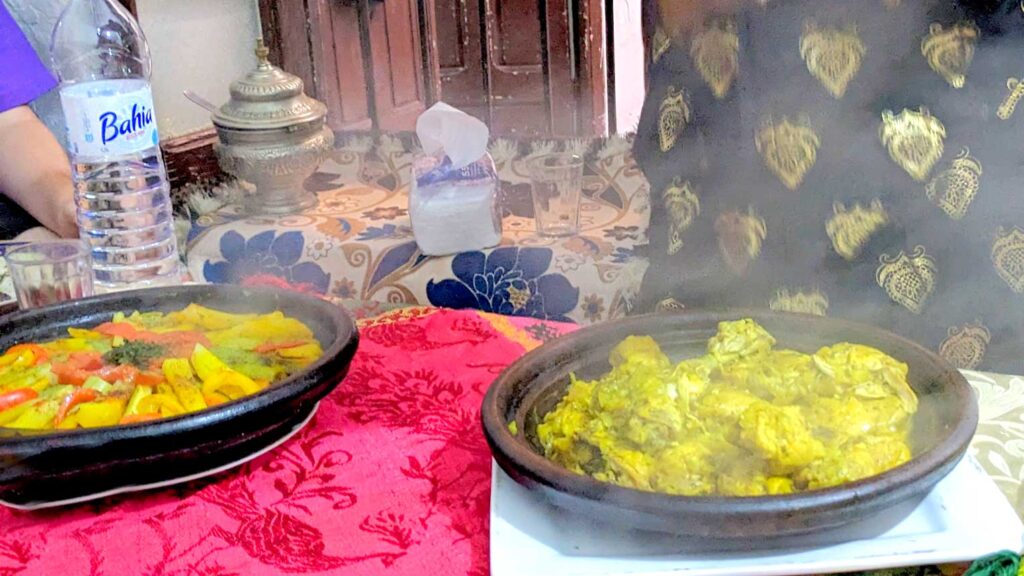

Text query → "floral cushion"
[186,134,650,324]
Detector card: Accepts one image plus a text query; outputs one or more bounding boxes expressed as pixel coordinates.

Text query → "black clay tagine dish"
[482,310,978,543]
[0,284,358,508]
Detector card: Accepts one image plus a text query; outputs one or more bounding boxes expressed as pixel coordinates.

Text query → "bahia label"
[59,79,160,159]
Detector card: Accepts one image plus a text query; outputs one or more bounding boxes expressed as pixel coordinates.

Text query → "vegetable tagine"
[536,319,919,496]
[0,304,323,430]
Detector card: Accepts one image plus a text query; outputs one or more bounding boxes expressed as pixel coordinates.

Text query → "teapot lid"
[212,40,327,130]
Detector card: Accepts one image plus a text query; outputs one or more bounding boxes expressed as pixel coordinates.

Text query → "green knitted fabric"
[963,551,1022,576]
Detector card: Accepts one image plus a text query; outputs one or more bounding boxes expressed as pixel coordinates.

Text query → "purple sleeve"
[0,5,57,113]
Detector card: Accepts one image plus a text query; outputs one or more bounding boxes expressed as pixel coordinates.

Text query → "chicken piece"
[590,362,688,452]
[707,319,776,365]
[812,343,918,413]
[716,350,815,404]
[650,440,719,496]
[738,402,824,473]
[609,335,670,369]
[804,396,874,442]
[592,445,655,490]
[797,435,912,489]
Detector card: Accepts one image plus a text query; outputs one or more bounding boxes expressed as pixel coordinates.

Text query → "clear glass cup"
[528,153,584,237]
[4,241,95,309]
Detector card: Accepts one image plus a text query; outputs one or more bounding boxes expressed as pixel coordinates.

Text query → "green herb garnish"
[102,341,167,368]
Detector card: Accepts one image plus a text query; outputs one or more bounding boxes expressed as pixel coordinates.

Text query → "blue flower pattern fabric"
[187,135,650,324]
[203,230,332,294]
[426,248,579,322]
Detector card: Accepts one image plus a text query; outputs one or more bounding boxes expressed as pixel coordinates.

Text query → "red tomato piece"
[94,322,140,339]
[54,388,97,426]
[0,389,38,412]
[134,371,166,387]
[68,351,103,370]
[94,322,210,351]
[51,351,106,386]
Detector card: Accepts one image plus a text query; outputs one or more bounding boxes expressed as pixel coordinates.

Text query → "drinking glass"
[528,153,584,237]
[4,241,95,309]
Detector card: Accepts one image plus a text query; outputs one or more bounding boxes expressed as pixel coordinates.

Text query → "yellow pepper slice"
[0,349,34,370]
[137,394,186,418]
[170,382,207,412]
[190,344,230,382]
[162,358,195,383]
[6,400,58,430]
[124,385,153,417]
[50,338,90,351]
[67,328,103,340]
[201,370,262,400]
[0,402,32,426]
[57,398,126,429]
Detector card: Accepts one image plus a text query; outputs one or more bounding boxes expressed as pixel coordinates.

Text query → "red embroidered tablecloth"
[0,307,573,576]
[0,307,987,576]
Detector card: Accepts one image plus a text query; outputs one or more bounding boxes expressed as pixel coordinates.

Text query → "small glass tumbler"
[528,153,584,237]
[4,241,95,309]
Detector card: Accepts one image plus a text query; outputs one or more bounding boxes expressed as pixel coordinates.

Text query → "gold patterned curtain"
[635,0,1024,373]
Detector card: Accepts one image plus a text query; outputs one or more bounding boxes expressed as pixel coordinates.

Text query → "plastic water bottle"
[50,0,179,290]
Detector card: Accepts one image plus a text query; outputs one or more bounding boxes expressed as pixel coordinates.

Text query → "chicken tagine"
[536,319,918,496]
[0,304,323,431]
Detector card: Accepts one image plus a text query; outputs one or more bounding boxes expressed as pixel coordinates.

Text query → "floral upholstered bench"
[184,134,650,325]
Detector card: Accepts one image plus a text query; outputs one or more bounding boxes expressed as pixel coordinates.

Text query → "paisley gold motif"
[876,245,938,314]
[770,288,829,316]
[826,200,890,261]
[655,297,686,313]
[939,322,991,370]
[925,148,982,220]
[921,22,979,89]
[879,108,946,182]
[755,117,821,190]
[800,22,866,99]
[997,78,1024,120]
[690,20,740,99]
[652,27,672,63]
[659,86,691,153]
[507,285,531,312]
[663,177,701,255]
[715,208,767,276]
[992,227,1024,294]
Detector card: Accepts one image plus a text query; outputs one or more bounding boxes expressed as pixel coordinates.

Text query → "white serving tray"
[491,456,1023,576]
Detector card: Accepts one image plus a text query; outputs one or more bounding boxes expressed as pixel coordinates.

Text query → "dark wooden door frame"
[260,0,606,137]
[578,0,608,135]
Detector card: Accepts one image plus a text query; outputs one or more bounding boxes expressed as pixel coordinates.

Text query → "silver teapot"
[212,41,334,215]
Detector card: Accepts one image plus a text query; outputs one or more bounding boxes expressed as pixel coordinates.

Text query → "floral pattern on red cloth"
[0,309,575,576]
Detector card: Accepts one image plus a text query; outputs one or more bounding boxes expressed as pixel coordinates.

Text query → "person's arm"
[0,105,76,238]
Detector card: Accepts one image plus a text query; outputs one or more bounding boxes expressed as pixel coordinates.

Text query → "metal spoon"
[183,90,218,114]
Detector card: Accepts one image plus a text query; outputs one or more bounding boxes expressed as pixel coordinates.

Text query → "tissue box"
[409,152,502,256]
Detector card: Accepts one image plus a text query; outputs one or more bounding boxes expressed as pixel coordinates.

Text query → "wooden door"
[261,0,438,132]
[434,0,488,122]
[365,0,434,131]
[433,0,606,137]
[262,0,604,136]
